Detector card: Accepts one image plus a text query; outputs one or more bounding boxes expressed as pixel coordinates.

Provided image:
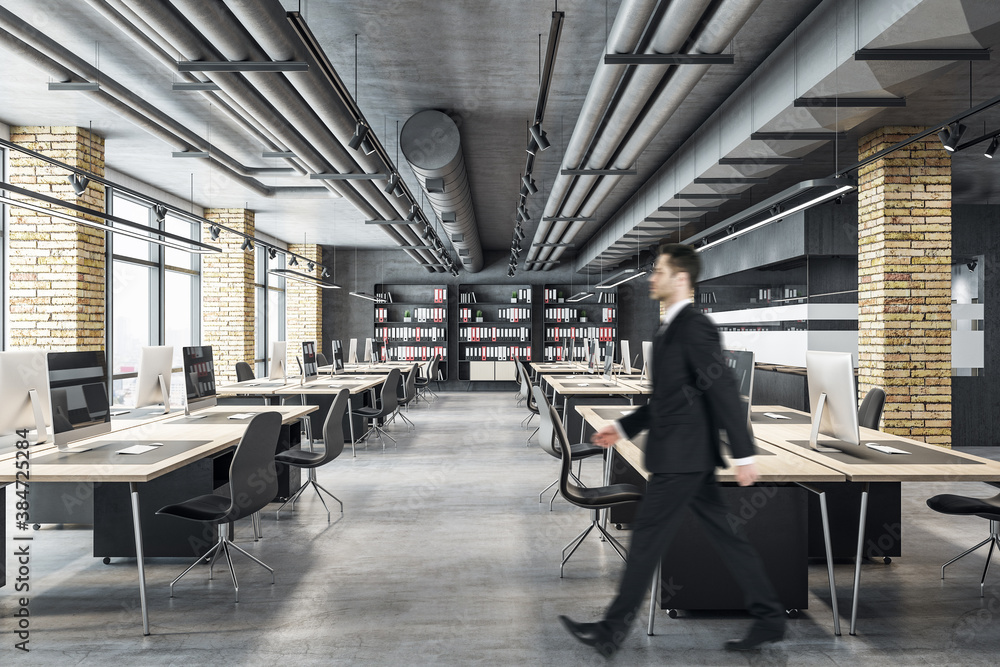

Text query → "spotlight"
[769,204,781,217]
[507,267,515,277]
[348,121,368,150]
[67,173,89,196]
[518,204,530,221]
[986,136,999,159]
[514,226,525,241]
[307,262,315,272]
[967,260,978,272]
[392,183,405,198]
[321,267,330,278]
[154,205,167,225]
[519,184,529,199]
[522,174,538,195]
[289,256,298,267]
[240,237,253,252]
[406,204,419,222]
[529,123,550,151]
[726,225,735,235]
[384,172,399,194]
[268,247,277,260]
[360,137,376,156]
[938,122,966,152]
[209,225,221,240]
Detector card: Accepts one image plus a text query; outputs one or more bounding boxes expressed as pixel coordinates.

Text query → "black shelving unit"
[457,284,531,382]
[373,284,448,379]
[541,285,618,362]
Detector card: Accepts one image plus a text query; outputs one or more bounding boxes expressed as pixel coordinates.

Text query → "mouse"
[149,442,164,447]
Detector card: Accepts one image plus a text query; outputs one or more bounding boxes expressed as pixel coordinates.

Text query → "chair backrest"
[404,363,418,401]
[532,385,560,460]
[318,388,350,463]
[225,411,282,522]
[551,401,591,507]
[316,352,329,368]
[379,368,401,416]
[429,354,441,380]
[858,386,886,430]
[235,361,255,382]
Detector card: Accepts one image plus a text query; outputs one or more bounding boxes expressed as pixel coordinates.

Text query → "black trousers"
[604,470,784,638]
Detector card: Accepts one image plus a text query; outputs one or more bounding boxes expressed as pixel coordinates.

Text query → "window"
[1,144,6,350]
[254,246,285,377]
[109,192,200,408]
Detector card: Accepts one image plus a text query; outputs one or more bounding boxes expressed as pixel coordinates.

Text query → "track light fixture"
[67,173,90,196]
[307,262,315,272]
[529,123,550,151]
[406,204,419,222]
[384,172,400,194]
[522,174,538,195]
[240,237,253,252]
[392,183,405,198]
[321,267,330,278]
[154,205,167,225]
[938,122,966,152]
[268,247,277,260]
[518,204,530,221]
[986,135,999,159]
[209,225,221,241]
[289,256,298,267]
[519,184,529,199]
[348,121,369,150]
[360,137,376,156]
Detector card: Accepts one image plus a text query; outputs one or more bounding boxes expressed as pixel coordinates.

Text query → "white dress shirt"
[613,299,755,467]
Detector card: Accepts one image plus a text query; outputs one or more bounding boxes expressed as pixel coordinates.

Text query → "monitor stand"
[158,373,171,415]
[28,388,49,444]
[809,393,842,453]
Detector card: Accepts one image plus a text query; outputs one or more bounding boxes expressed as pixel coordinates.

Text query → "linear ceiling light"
[595,268,646,289]
[938,122,966,152]
[348,121,369,150]
[269,269,341,289]
[566,291,594,302]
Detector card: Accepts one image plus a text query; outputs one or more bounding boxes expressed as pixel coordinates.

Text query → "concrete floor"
[5,391,1000,665]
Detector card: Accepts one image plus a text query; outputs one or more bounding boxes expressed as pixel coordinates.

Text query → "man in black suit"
[560,243,785,658]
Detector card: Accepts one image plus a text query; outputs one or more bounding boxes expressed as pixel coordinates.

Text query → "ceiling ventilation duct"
[400,110,483,273]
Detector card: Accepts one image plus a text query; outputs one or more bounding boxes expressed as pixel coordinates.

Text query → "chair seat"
[354,406,381,418]
[274,449,326,468]
[569,442,604,459]
[927,493,1000,520]
[415,378,429,386]
[569,483,643,507]
[158,493,231,522]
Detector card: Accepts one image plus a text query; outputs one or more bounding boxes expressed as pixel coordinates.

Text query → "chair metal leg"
[981,537,998,597]
[171,538,224,597]
[561,524,594,578]
[538,477,557,502]
[314,481,344,515]
[398,411,415,430]
[221,541,240,603]
[941,536,994,579]
[525,425,538,446]
[595,520,629,563]
[647,562,661,636]
[275,481,310,519]
[226,540,276,584]
[560,511,627,578]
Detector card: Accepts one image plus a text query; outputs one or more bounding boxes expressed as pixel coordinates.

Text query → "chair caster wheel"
[102,557,111,565]
[32,524,40,530]
[786,609,800,619]
[883,556,892,564]
[667,609,678,618]
[615,524,623,530]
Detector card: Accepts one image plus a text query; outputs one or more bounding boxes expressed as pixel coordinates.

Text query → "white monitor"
[135,345,173,413]
[806,350,860,452]
[269,341,287,381]
[364,337,374,363]
[620,340,632,374]
[348,338,359,364]
[0,350,52,443]
[331,341,345,374]
[640,340,653,381]
[47,350,112,448]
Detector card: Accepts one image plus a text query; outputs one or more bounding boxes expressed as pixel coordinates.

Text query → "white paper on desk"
[763,412,791,420]
[117,444,161,455]
[228,413,256,420]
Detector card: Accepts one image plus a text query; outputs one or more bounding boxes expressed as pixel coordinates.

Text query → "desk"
[577,404,846,635]
[542,375,649,438]
[0,404,314,636]
[751,404,1000,634]
[274,375,386,456]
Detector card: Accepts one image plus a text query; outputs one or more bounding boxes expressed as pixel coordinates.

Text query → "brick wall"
[7,126,106,351]
[857,126,951,446]
[202,209,255,383]
[285,244,323,361]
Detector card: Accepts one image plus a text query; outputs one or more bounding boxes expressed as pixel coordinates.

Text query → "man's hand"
[734,463,758,487]
[591,424,620,448]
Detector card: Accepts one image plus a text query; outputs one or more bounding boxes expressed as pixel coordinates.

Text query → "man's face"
[649,254,680,302]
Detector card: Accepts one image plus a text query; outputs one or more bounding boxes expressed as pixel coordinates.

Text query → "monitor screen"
[47,350,111,447]
[0,350,52,442]
[182,346,216,408]
[332,343,345,373]
[269,341,286,380]
[620,340,632,374]
[806,350,860,451]
[364,337,374,362]
[302,341,318,379]
[723,349,755,434]
[135,345,173,410]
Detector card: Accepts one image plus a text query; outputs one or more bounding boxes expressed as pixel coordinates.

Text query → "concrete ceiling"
[0,0,997,272]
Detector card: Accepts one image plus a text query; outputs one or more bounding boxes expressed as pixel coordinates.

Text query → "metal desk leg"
[129,482,150,636]
[647,561,661,635]
[347,400,357,457]
[798,483,841,636]
[850,482,870,635]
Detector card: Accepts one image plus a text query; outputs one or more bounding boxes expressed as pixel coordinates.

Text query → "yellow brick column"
[857,126,951,446]
[202,209,255,383]
[7,126,106,351]
[285,244,323,360]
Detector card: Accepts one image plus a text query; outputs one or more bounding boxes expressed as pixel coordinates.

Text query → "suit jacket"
[618,304,755,474]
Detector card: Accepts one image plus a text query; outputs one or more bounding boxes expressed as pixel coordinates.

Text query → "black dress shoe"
[558,615,618,659]
[724,622,785,651]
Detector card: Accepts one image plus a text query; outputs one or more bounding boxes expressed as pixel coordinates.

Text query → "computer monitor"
[640,340,653,381]
[302,341,319,381]
[348,338,358,364]
[587,338,599,373]
[373,340,385,363]
[182,345,216,414]
[47,351,112,448]
[364,337,374,363]
[806,350,860,452]
[603,346,614,380]
[269,340,286,381]
[723,349,755,434]
[0,350,52,444]
[331,341,345,374]
[620,340,632,374]
[135,345,173,413]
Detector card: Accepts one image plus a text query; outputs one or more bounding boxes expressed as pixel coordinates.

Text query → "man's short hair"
[658,243,700,284]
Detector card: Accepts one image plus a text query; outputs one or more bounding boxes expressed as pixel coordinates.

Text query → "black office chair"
[550,401,642,577]
[514,358,539,445]
[858,386,886,430]
[533,385,604,510]
[415,354,440,401]
[316,352,329,368]
[275,388,348,522]
[391,363,418,430]
[156,411,282,602]
[355,368,401,451]
[926,491,1000,596]
[235,361,255,382]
